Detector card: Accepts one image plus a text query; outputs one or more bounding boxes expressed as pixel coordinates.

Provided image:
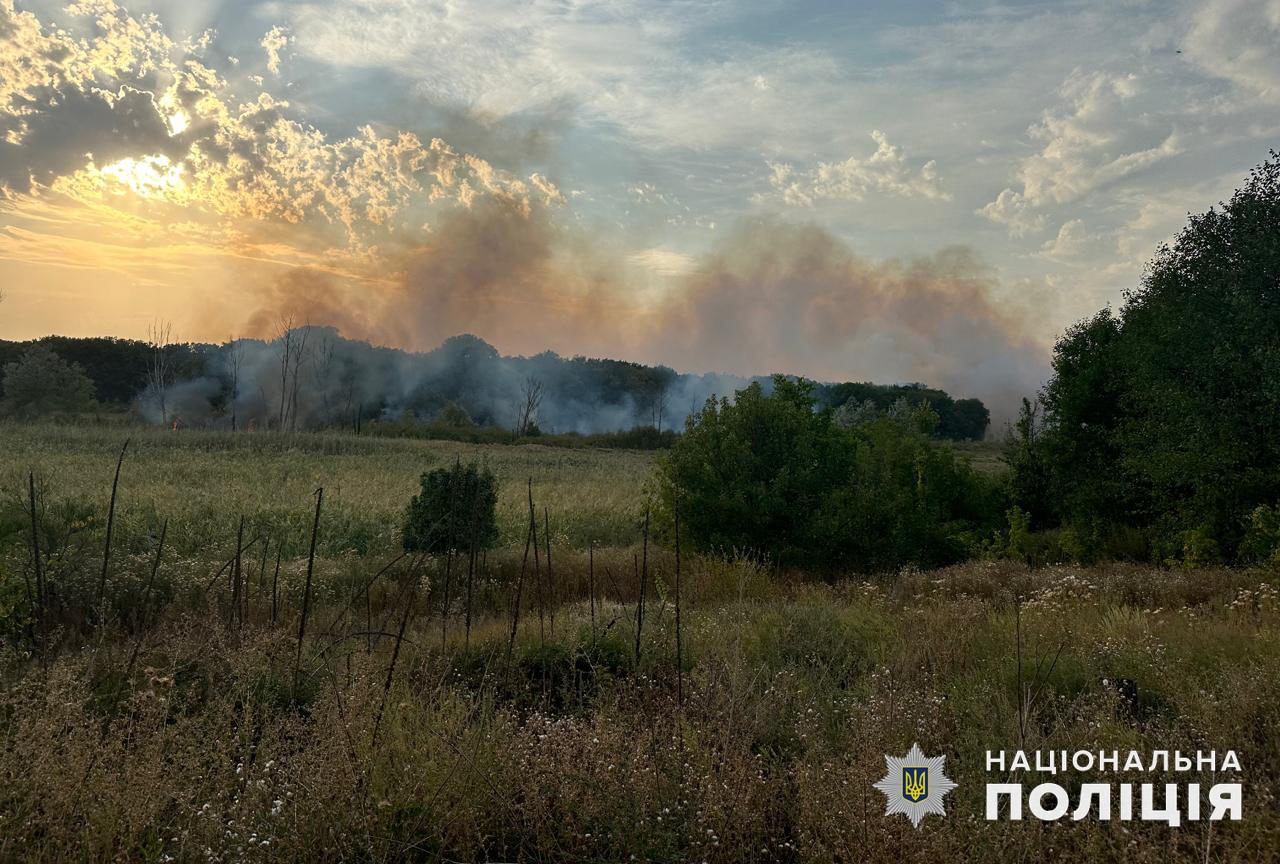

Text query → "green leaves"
[402,461,499,554]
[1012,152,1280,561]
[659,376,1001,570]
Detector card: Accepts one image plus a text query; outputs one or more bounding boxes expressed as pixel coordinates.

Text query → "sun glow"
[97,155,186,198]
[167,109,190,136]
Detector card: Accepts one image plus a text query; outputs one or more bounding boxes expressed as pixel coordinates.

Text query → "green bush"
[402,461,499,554]
[659,376,1003,570]
[1240,504,1280,565]
[1,345,96,419]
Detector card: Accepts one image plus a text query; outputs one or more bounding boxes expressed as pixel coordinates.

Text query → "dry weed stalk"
[97,438,129,610]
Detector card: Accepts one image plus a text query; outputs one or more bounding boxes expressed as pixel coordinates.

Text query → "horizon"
[2,0,1277,419]
[0,326,991,397]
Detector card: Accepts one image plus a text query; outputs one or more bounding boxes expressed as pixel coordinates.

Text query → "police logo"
[874,743,957,828]
[903,766,928,802]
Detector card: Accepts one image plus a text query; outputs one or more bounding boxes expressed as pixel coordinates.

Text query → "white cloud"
[977,189,1046,237]
[979,67,1184,237]
[1184,0,1280,102]
[0,1,554,247]
[766,131,947,206]
[1019,69,1182,207]
[261,25,291,76]
[1038,218,1113,262]
[279,0,852,152]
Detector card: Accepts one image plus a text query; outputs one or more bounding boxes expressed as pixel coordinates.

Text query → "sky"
[1,0,1277,415]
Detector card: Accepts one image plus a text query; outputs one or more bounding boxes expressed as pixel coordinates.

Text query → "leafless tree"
[287,325,311,431]
[224,336,244,431]
[276,315,294,430]
[274,316,312,432]
[515,376,544,437]
[146,321,174,426]
[649,379,670,433]
[311,332,336,427]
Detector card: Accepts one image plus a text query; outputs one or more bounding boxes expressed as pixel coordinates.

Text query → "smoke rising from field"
[138,193,1046,433]
[230,197,1046,429]
[657,220,1048,418]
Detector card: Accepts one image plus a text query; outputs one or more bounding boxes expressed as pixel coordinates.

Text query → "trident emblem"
[903,767,928,802]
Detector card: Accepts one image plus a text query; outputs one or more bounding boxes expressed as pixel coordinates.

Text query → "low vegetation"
[0,423,1275,862]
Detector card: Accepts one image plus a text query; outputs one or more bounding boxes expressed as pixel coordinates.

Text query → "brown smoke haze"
[246,198,1049,421]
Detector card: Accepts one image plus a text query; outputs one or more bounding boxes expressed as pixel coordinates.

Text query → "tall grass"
[0,423,1277,862]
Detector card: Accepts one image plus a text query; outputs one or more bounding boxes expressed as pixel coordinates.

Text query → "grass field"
[0,423,656,556]
[0,424,1276,862]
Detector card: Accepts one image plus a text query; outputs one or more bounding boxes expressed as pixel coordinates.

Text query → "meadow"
[0,424,1277,862]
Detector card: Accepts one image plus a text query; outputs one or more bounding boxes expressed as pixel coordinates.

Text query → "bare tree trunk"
[544,507,554,638]
[529,481,543,643]
[507,515,533,665]
[146,322,174,426]
[589,543,596,637]
[232,516,245,629]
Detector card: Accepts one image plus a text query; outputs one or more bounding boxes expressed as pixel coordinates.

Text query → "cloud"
[279,0,851,152]
[261,25,291,76]
[1038,218,1113,263]
[979,68,1183,235]
[1184,0,1280,102]
[766,131,948,206]
[977,189,1046,237]
[0,0,558,254]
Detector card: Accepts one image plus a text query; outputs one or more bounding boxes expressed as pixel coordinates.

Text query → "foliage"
[1239,504,1280,565]
[402,460,499,553]
[1,562,1279,862]
[0,345,96,418]
[820,379,990,440]
[660,376,1003,569]
[0,331,990,441]
[1010,153,1280,561]
[434,400,474,427]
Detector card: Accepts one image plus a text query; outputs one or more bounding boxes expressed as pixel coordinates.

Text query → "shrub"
[1,345,96,418]
[1240,504,1280,565]
[659,376,1003,570]
[402,461,499,554]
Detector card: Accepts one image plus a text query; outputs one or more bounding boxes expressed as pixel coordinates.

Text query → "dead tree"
[515,377,544,437]
[276,315,294,431]
[146,321,174,426]
[274,317,312,432]
[648,378,670,433]
[224,337,244,432]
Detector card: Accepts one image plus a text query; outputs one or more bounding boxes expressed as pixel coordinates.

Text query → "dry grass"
[0,424,1277,862]
[0,563,1277,862]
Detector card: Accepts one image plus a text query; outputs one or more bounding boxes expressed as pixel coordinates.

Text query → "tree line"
[656,152,1280,571]
[1005,152,1280,565]
[0,329,991,441]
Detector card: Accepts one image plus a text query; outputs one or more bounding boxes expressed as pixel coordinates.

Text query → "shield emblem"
[902,767,928,802]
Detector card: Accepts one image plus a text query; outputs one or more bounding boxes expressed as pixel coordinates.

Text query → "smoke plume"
[243,199,1046,426]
